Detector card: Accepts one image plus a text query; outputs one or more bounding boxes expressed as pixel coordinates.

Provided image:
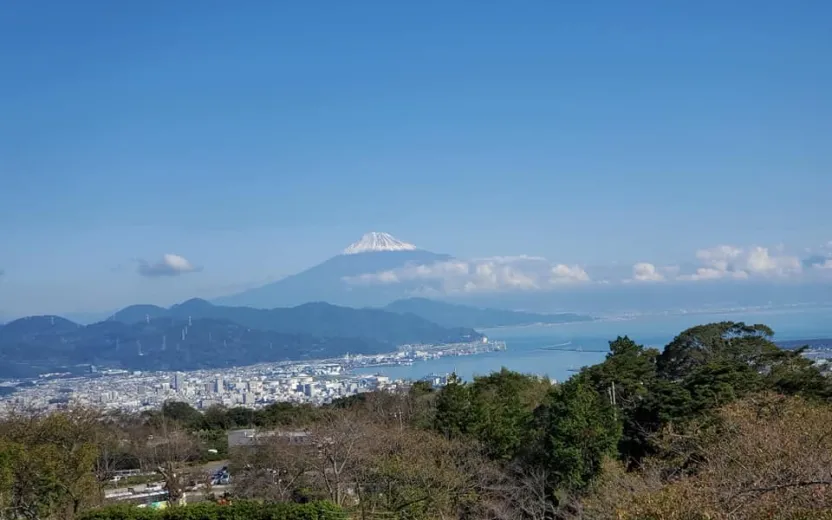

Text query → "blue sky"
[1,1,831,316]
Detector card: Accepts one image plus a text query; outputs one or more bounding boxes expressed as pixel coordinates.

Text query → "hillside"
[0,316,388,378]
[113,298,481,346]
[0,299,482,377]
[384,298,594,328]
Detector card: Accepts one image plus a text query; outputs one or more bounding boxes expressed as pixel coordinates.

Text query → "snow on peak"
[342,232,418,255]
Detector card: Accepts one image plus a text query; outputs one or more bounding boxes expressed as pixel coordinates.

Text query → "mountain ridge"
[0,315,388,377]
[0,300,483,377]
[114,298,480,346]
[383,298,594,328]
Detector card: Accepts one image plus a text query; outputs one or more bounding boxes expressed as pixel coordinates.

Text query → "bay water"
[356,306,832,382]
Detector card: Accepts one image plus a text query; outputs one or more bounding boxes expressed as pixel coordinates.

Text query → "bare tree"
[136,416,198,506]
[306,412,369,507]
[606,393,832,519]
[479,464,563,520]
[232,432,313,502]
[350,424,499,520]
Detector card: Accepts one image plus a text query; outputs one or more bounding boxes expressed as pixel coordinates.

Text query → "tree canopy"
[3,320,830,520]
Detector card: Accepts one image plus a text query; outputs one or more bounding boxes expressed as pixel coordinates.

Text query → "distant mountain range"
[383,298,593,328]
[111,298,479,346]
[0,291,596,378]
[0,299,482,378]
[113,297,590,336]
[0,315,386,378]
[215,232,452,308]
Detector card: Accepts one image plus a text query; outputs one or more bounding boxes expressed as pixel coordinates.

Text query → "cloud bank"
[345,256,592,294]
[678,245,801,281]
[343,241,829,295]
[630,262,666,282]
[137,254,200,277]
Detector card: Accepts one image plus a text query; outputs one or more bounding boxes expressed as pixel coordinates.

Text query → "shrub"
[77,500,346,520]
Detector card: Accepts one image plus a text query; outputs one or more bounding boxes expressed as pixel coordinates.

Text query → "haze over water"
[357,306,832,383]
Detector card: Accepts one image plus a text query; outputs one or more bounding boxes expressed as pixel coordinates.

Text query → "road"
[105,461,232,501]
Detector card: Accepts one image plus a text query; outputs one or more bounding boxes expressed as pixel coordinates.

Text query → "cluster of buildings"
[0,340,504,413]
[3,362,396,413]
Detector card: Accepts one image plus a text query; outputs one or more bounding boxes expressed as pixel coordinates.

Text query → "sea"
[356,306,832,383]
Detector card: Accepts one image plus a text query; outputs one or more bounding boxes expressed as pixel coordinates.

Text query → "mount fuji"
[342,231,418,255]
[215,232,451,308]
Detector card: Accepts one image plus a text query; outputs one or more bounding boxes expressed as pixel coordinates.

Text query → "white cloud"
[346,260,469,287]
[680,267,749,282]
[679,245,746,281]
[679,244,801,281]
[137,254,200,277]
[344,256,590,293]
[798,240,832,270]
[550,264,590,284]
[814,258,832,270]
[344,242,820,294]
[802,240,832,271]
[695,245,743,272]
[631,262,665,282]
[745,246,801,276]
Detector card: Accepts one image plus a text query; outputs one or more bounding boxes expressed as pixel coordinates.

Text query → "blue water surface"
[356,306,832,382]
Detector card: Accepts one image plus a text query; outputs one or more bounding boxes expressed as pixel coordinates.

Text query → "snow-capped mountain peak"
[342,232,418,255]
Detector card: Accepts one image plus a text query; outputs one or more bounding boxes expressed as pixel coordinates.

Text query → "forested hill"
[384,297,593,328]
[0,316,390,377]
[111,298,482,346]
[0,301,483,377]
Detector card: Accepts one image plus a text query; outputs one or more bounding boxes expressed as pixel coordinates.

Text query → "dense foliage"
[154,401,322,434]
[77,501,344,520]
[2,321,830,520]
